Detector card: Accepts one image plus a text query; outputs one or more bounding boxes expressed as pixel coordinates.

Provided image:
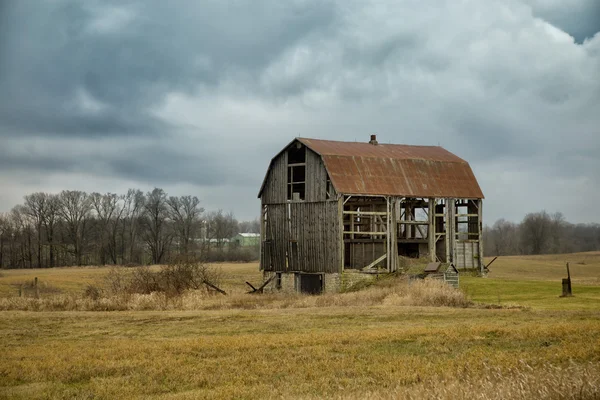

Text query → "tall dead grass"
[0,277,472,311]
[352,361,600,400]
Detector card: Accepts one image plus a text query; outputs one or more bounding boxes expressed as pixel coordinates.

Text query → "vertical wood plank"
[478,199,484,274]
[428,197,435,262]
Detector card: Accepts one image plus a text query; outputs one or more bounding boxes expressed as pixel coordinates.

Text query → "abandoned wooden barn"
[258,136,484,293]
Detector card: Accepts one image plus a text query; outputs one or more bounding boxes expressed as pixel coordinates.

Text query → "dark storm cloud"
[0,0,335,138]
[0,107,169,138]
[0,139,226,187]
[525,0,600,43]
[0,0,335,190]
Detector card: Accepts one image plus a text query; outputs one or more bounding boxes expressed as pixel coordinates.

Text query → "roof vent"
[369,134,378,145]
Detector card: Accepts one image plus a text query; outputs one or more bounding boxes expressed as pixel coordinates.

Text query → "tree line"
[483,211,600,256]
[0,189,260,269]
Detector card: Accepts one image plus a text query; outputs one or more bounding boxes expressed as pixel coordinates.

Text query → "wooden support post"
[34,277,39,299]
[259,205,264,271]
[444,199,451,263]
[338,196,344,273]
[386,197,390,272]
[428,198,436,262]
[390,197,397,272]
[478,199,484,275]
[450,199,457,265]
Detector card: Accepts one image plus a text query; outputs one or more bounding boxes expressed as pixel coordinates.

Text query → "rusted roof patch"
[299,138,484,199]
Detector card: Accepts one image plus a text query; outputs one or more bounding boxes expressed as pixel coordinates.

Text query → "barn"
[258,135,484,293]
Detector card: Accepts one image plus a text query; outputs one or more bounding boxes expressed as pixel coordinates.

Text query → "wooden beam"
[362,253,387,271]
[204,280,227,295]
[451,199,457,265]
[429,198,436,262]
[445,199,451,263]
[344,238,386,243]
[485,256,498,269]
[391,197,399,272]
[478,199,484,274]
[397,239,428,243]
[343,211,388,216]
[339,197,344,273]
[344,231,388,235]
[397,220,429,225]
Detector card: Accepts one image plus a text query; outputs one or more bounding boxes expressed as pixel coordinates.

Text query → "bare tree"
[10,205,35,268]
[206,210,238,249]
[238,218,260,234]
[44,194,60,268]
[24,193,47,268]
[520,211,552,255]
[91,192,124,264]
[122,189,145,264]
[0,213,8,268]
[58,190,92,266]
[490,218,519,256]
[141,188,172,264]
[167,195,204,255]
[549,212,566,254]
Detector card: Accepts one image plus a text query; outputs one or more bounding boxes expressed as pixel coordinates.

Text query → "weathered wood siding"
[455,240,479,269]
[261,202,340,273]
[305,149,330,202]
[261,204,288,272]
[261,152,287,205]
[261,144,331,205]
[289,201,340,273]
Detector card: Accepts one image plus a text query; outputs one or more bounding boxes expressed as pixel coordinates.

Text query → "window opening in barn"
[456,200,469,240]
[275,272,282,290]
[287,143,306,201]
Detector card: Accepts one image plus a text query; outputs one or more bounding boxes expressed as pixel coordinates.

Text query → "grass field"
[1,254,600,399]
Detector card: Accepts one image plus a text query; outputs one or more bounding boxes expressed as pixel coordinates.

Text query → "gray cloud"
[0,0,598,222]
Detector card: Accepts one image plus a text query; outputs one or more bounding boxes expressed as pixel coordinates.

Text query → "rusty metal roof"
[298,138,484,199]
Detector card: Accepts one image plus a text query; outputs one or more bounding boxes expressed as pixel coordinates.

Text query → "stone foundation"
[262,270,377,294]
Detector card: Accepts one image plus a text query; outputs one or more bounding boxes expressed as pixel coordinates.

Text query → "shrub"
[104,260,222,297]
[83,284,102,300]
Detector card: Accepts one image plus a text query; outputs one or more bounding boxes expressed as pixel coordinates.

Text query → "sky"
[0,0,599,224]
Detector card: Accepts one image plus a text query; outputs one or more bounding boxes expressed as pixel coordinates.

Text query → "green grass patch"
[462,275,600,310]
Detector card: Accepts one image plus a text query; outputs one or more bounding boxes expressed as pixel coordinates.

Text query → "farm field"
[1,254,600,399]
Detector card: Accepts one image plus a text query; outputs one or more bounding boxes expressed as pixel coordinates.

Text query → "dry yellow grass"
[0,262,261,297]
[1,255,600,399]
[0,278,471,312]
[1,307,599,399]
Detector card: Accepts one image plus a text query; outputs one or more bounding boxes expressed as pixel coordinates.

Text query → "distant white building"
[231,233,260,247]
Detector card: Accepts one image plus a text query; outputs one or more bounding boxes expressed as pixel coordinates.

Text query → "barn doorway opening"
[296,273,323,294]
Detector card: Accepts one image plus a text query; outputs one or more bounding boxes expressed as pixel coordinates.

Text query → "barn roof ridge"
[296,137,469,164]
